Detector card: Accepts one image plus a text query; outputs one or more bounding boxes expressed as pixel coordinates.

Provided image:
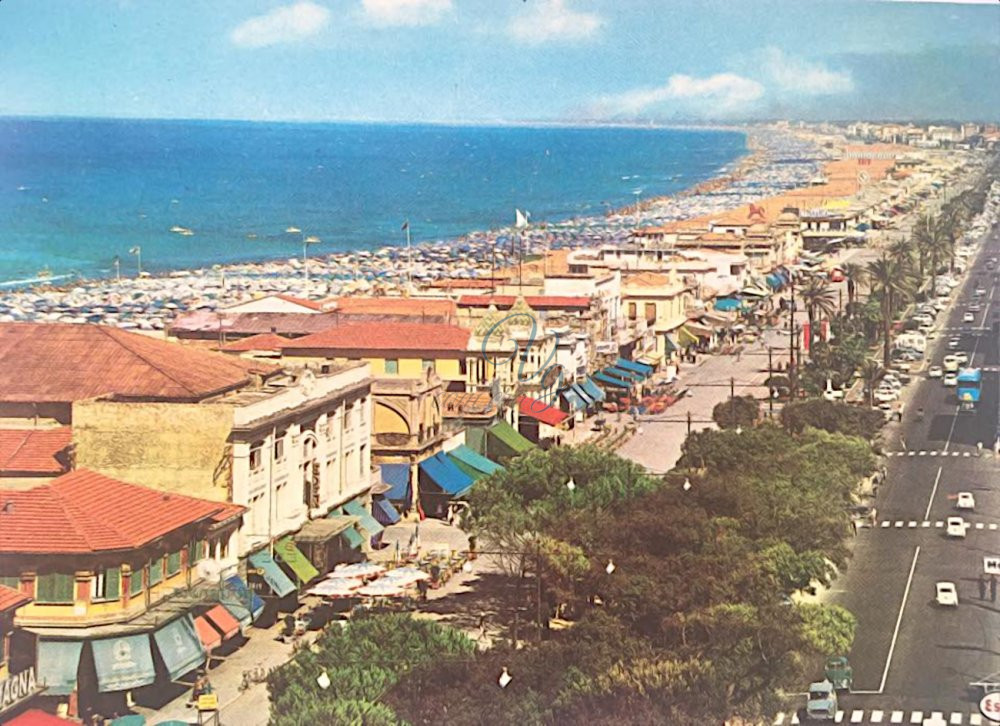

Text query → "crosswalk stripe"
[922,521,931,527]
[871,711,884,723]
[990,523,998,530]
[964,452,971,457]
[851,710,864,723]
[952,451,961,457]
[950,711,963,724]
[936,521,944,527]
[909,521,917,527]
[919,451,927,456]
[895,521,904,527]
[882,521,891,528]
[835,712,845,723]
[891,712,904,724]
[976,522,985,529]
[930,451,938,456]
[908,451,916,456]
[969,714,982,725]
[910,712,923,724]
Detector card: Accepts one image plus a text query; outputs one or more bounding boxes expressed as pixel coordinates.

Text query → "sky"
[0,0,998,123]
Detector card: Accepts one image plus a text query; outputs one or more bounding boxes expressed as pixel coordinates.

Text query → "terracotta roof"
[323,296,457,319]
[497,249,571,278]
[0,427,72,475]
[428,278,507,289]
[0,469,243,555]
[282,322,472,354]
[457,295,590,309]
[210,501,247,525]
[0,584,30,611]
[220,333,290,352]
[275,294,326,311]
[0,324,276,404]
[442,391,499,418]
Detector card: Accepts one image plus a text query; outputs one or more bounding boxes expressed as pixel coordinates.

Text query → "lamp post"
[285,227,320,281]
[129,246,142,277]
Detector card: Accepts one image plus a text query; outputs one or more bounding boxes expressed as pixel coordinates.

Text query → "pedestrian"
[872,483,879,499]
[977,441,983,456]
[416,579,428,601]
[881,465,888,480]
[869,507,877,526]
[979,575,987,600]
[852,519,859,536]
[991,575,997,602]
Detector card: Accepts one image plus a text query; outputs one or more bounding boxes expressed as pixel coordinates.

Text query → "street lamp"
[498,667,512,688]
[565,478,576,492]
[682,477,692,492]
[605,559,616,575]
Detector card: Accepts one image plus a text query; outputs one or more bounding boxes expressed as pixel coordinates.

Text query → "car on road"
[943,354,961,371]
[969,302,982,312]
[874,388,898,403]
[947,337,960,350]
[956,492,975,510]
[953,351,969,364]
[945,516,967,537]
[974,287,986,297]
[935,581,958,607]
[943,372,958,387]
[928,365,943,378]
[824,656,853,691]
[963,312,976,323]
[805,680,838,721]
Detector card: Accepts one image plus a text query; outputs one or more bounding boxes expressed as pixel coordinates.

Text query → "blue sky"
[1,0,997,123]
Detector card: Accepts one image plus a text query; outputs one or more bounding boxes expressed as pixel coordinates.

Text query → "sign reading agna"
[984,556,1000,575]
[0,667,37,714]
[980,691,1000,721]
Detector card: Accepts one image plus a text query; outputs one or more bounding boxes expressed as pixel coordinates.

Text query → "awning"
[740,287,769,297]
[299,515,355,543]
[203,603,241,640]
[593,371,632,388]
[193,615,222,652]
[275,537,320,585]
[248,550,296,597]
[615,358,653,376]
[5,710,76,726]
[372,498,401,526]
[222,575,264,624]
[341,526,365,550]
[571,383,594,405]
[487,420,536,457]
[419,452,475,497]
[153,615,206,681]
[581,377,605,402]
[678,326,700,346]
[766,274,782,289]
[560,386,587,412]
[92,633,156,692]
[379,463,411,502]
[606,365,644,381]
[664,335,678,352]
[685,322,714,338]
[36,640,82,696]
[638,353,662,366]
[713,296,742,312]
[448,444,503,477]
[343,499,385,537]
[518,396,570,427]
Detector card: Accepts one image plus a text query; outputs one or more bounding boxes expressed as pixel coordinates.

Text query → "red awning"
[194,614,223,651]
[5,710,75,725]
[518,396,569,427]
[204,604,241,640]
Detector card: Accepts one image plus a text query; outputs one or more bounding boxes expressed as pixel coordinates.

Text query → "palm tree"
[866,253,914,368]
[913,214,951,282]
[799,277,838,350]
[859,358,883,408]
[840,262,866,309]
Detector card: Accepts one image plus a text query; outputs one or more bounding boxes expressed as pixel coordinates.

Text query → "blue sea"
[0,118,746,284]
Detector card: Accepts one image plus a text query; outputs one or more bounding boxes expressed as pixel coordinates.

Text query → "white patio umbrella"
[331,562,385,579]
[357,579,408,598]
[306,579,362,598]
[381,566,430,586]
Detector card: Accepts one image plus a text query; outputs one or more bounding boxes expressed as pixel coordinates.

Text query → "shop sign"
[0,667,37,713]
[984,556,1000,575]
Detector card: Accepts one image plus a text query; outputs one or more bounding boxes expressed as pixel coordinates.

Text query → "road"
[773,220,1000,724]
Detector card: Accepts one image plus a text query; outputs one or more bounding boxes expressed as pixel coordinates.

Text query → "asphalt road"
[775,222,1000,724]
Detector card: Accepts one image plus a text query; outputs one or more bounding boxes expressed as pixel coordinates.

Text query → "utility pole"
[767,347,774,418]
[687,410,692,436]
[535,539,543,642]
[730,376,736,426]
[788,276,797,398]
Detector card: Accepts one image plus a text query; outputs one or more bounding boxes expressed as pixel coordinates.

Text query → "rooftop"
[0,427,72,475]
[220,332,291,352]
[0,323,276,405]
[282,322,472,354]
[457,295,591,309]
[0,585,30,612]
[0,469,243,555]
[323,296,457,320]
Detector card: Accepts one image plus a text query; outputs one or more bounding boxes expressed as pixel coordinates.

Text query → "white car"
[881,377,902,390]
[874,389,898,403]
[975,287,986,296]
[928,366,943,378]
[955,492,975,510]
[947,338,960,350]
[945,516,967,538]
[936,581,958,607]
[953,351,969,364]
[963,312,975,323]
[943,373,958,387]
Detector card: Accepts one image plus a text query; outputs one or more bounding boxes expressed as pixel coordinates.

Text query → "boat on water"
[170,225,194,235]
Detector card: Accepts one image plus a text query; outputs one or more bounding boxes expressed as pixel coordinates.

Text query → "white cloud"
[509,0,602,45]
[361,0,452,26]
[230,2,331,48]
[761,47,854,95]
[591,73,765,117]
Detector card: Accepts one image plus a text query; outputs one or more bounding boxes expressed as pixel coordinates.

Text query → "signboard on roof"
[0,667,38,715]
[984,556,1000,575]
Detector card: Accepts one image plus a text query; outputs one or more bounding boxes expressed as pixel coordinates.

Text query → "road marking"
[925,466,943,520]
[835,712,844,723]
[935,521,944,527]
[919,451,927,456]
[909,451,916,457]
[950,711,963,724]
[910,712,923,724]
[891,712,903,724]
[930,451,938,457]
[882,521,891,528]
[970,714,983,725]
[976,522,985,529]
[922,521,931,528]
[895,521,904,528]
[881,546,920,694]
[851,711,864,723]
[991,523,998,530]
[871,711,884,723]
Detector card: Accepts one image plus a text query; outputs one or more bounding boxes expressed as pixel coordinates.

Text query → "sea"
[0,118,746,285]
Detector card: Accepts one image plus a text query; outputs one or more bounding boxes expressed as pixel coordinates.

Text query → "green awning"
[248,550,296,597]
[343,499,385,537]
[487,420,535,458]
[274,537,320,586]
[678,326,699,346]
[153,615,206,681]
[665,335,678,352]
[92,633,156,693]
[37,640,82,696]
[341,526,364,550]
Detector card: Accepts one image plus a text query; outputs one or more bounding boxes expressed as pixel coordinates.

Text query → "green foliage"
[711,395,760,429]
[781,399,885,440]
[796,603,857,656]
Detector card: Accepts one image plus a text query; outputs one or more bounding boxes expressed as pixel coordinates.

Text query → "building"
[0,428,72,488]
[620,271,695,363]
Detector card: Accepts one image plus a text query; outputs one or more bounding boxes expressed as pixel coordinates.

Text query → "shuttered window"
[93,567,121,602]
[129,566,145,596]
[166,551,182,577]
[149,558,164,586]
[36,573,74,604]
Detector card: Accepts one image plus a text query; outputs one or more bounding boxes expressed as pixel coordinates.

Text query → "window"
[189,539,204,564]
[422,359,434,371]
[249,443,263,472]
[384,359,399,374]
[627,302,637,320]
[129,566,145,596]
[645,302,657,323]
[166,550,182,577]
[35,573,74,604]
[92,567,121,602]
[148,557,164,587]
[273,435,285,462]
[326,414,337,440]
[359,445,367,478]
[0,576,19,589]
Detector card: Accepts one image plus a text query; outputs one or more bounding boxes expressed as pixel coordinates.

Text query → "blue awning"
[607,365,644,381]
[37,640,82,696]
[561,386,587,411]
[372,497,401,526]
[766,274,782,290]
[93,633,156,693]
[248,550,296,598]
[449,444,503,476]
[222,575,264,624]
[581,377,606,401]
[593,371,632,388]
[571,383,594,406]
[614,358,653,376]
[419,452,474,497]
[380,463,411,502]
[153,615,206,681]
[344,499,385,537]
[714,296,742,312]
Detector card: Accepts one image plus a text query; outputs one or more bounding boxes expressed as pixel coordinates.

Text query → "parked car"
[943,372,958,387]
[928,365,943,378]
[824,656,853,691]
[953,351,969,364]
[945,516,967,538]
[969,302,982,312]
[975,287,986,297]
[956,492,975,510]
[947,337,960,350]
[805,680,838,721]
[963,312,975,323]
[874,389,898,403]
[936,581,959,607]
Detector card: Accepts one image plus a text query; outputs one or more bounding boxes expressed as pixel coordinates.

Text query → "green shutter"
[36,573,74,604]
[0,576,20,589]
[189,539,203,564]
[130,566,145,596]
[167,551,182,576]
[149,558,164,586]
[105,567,121,600]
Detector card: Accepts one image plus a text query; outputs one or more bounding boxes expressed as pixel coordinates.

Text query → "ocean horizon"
[0,117,746,284]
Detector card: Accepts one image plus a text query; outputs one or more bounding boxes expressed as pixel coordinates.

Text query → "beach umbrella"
[307,579,363,598]
[357,579,408,598]
[332,562,385,579]
[382,566,431,585]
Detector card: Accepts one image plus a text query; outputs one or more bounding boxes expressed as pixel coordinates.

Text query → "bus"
[956,367,982,411]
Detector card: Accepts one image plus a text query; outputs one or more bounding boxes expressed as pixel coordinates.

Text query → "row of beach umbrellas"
[305,563,430,599]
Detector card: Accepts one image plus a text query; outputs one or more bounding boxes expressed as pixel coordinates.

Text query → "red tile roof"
[427,278,504,289]
[282,322,472,354]
[220,333,290,352]
[518,396,569,427]
[457,295,591,309]
[0,469,244,555]
[0,427,72,475]
[0,584,30,612]
[323,296,457,319]
[275,294,326,311]
[210,501,247,525]
[0,323,277,404]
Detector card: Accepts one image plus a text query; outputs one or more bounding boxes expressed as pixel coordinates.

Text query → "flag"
[515,208,529,229]
[401,220,409,231]
[129,246,141,255]
[748,203,765,220]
